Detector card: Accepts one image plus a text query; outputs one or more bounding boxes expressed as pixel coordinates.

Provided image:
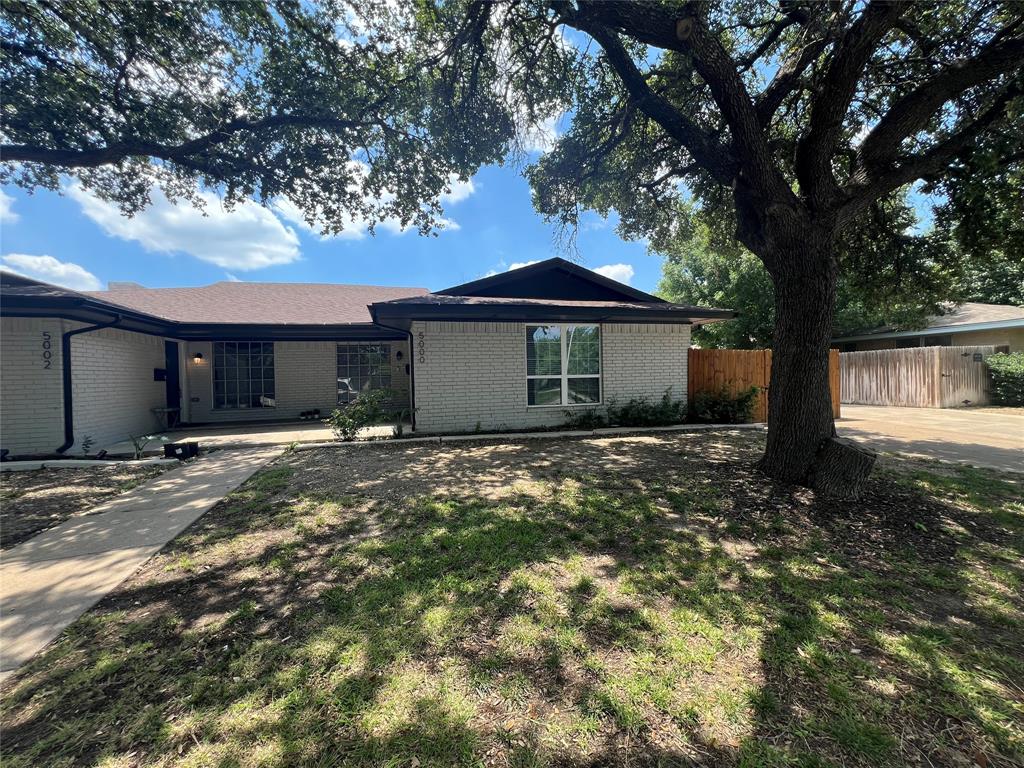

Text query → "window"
[213,342,275,409]
[337,343,391,404]
[526,325,600,406]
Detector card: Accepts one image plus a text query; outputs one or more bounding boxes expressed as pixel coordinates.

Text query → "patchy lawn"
[1,432,1021,767]
[0,463,170,549]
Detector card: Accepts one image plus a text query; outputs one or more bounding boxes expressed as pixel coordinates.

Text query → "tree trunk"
[757,239,873,495]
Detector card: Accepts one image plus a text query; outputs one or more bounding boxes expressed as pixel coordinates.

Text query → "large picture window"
[337,343,392,404]
[526,325,600,406]
[213,342,275,409]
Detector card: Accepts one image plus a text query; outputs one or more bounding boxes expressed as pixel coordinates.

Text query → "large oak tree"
[3,0,1023,492]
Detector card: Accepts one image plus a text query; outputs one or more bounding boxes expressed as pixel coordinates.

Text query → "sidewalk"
[0,446,282,683]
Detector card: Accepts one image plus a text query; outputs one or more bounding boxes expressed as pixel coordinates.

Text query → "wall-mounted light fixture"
[193,352,204,364]
[395,350,404,360]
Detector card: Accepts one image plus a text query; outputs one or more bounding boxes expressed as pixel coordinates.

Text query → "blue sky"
[0,161,662,296]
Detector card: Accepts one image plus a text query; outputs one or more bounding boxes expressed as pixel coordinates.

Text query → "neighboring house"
[0,258,733,456]
[833,302,1024,353]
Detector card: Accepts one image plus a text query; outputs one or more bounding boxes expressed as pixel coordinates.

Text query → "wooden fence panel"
[688,348,840,423]
[839,346,994,407]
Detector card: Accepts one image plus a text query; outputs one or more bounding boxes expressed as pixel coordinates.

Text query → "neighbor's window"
[526,325,600,406]
[337,343,392,404]
[213,342,275,409]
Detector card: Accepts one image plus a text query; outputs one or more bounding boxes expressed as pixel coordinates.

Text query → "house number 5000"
[41,331,53,369]
[417,331,426,363]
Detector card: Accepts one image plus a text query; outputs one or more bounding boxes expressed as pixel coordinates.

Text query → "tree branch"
[838,79,1023,226]
[550,5,736,186]
[795,0,903,209]
[1,113,369,169]
[857,32,1024,173]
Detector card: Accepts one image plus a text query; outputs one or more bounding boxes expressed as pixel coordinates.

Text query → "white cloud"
[508,260,541,271]
[592,263,635,285]
[1,253,102,291]
[0,190,18,223]
[273,171,474,241]
[521,113,561,154]
[69,183,300,271]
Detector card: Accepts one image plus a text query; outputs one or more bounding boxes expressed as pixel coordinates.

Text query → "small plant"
[324,389,390,441]
[986,352,1024,406]
[127,434,168,459]
[393,406,416,438]
[687,386,760,424]
[79,435,95,456]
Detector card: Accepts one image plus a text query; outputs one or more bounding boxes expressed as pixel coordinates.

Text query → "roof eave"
[833,317,1024,343]
[370,302,736,324]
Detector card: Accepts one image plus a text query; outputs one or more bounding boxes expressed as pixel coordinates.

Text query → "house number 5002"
[41,331,53,369]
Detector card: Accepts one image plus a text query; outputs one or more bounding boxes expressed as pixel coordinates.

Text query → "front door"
[164,340,181,425]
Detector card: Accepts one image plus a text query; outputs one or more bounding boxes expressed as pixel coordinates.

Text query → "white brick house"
[0,259,732,456]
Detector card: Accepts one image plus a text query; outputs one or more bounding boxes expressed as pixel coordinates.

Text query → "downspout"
[371,319,416,432]
[56,314,122,453]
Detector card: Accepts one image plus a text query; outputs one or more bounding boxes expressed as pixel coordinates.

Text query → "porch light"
[193,352,204,364]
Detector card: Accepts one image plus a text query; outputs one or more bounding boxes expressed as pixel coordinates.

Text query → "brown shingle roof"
[85,282,428,325]
[926,302,1024,329]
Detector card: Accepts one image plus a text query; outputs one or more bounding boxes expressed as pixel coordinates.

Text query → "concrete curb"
[291,422,766,452]
[0,457,180,472]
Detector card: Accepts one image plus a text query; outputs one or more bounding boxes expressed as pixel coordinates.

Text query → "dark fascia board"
[371,302,736,325]
[2,298,409,341]
[172,322,405,341]
[436,257,667,304]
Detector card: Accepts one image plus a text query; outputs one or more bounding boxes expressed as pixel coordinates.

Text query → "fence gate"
[839,346,995,407]
[687,348,840,423]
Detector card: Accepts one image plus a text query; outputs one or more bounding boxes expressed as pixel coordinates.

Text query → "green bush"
[562,408,608,430]
[687,386,760,424]
[323,390,390,441]
[987,352,1024,405]
[606,389,687,427]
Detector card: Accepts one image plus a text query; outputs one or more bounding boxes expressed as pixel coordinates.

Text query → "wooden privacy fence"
[688,348,841,423]
[840,345,995,408]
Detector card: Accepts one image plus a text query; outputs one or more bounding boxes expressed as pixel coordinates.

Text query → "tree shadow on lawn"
[1,434,1021,767]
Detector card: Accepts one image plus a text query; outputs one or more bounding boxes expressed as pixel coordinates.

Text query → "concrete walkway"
[0,446,281,683]
[838,404,1024,472]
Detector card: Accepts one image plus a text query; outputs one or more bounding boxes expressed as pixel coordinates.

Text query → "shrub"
[987,352,1024,405]
[687,386,760,424]
[607,389,687,427]
[324,390,390,441]
[562,408,607,430]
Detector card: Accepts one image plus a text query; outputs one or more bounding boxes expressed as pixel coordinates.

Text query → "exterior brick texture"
[411,321,691,433]
[1,318,166,455]
[1,317,66,455]
[183,340,410,423]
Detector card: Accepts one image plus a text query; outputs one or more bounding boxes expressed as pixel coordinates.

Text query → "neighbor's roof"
[85,281,429,325]
[834,302,1024,342]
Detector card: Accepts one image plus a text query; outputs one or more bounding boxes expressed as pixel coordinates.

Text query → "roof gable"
[438,258,666,303]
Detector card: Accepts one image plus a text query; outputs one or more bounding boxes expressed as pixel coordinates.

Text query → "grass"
[1,433,1021,767]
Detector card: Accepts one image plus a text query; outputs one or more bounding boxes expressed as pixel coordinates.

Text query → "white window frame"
[525,323,602,408]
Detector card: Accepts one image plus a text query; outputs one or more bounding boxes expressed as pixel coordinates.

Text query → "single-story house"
[833,302,1024,353]
[0,258,734,456]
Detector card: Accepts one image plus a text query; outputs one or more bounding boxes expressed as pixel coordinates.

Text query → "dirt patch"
[0,463,170,548]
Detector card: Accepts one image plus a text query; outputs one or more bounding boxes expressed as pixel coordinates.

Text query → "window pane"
[567,377,600,404]
[213,341,275,409]
[527,326,561,376]
[527,377,562,406]
[567,326,600,375]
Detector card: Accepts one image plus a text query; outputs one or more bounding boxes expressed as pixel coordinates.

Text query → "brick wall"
[70,327,167,450]
[411,321,691,434]
[183,339,410,423]
[0,318,168,455]
[0,317,66,455]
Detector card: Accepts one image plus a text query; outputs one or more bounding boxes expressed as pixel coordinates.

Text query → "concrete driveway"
[838,404,1024,472]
